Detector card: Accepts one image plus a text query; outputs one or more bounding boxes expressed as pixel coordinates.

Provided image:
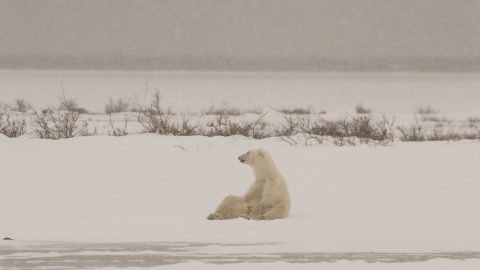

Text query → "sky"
[0,0,479,70]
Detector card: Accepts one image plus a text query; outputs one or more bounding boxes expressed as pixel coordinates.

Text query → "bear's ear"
[255,149,265,158]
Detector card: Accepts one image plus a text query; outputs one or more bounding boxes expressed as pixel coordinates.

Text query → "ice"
[1,71,480,113]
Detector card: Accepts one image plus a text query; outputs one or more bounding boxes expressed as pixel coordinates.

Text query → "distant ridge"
[1,55,479,72]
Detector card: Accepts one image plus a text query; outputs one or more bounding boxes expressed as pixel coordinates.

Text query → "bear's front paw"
[207,213,219,220]
[246,214,266,220]
[250,203,266,216]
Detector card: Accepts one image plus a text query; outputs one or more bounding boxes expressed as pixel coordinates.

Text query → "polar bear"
[207,149,290,220]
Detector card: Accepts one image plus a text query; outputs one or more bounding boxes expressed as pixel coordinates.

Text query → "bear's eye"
[247,151,250,154]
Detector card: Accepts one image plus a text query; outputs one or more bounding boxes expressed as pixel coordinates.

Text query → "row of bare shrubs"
[134,101,396,145]
[276,114,395,146]
[136,92,269,138]
[0,113,27,137]
[2,93,480,144]
[1,93,102,138]
[0,91,270,139]
[397,116,480,142]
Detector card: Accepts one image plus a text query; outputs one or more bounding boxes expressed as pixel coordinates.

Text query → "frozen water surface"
[1,242,480,269]
[1,71,480,113]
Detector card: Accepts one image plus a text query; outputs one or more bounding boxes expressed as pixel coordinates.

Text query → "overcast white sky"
[0,0,479,68]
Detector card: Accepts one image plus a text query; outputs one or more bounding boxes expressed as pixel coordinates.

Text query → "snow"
[1,135,479,252]
[98,260,480,270]
[2,71,480,268]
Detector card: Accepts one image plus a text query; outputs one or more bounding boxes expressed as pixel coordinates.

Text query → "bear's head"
[237,149,269,167]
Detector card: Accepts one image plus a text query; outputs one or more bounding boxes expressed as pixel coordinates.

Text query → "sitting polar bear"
[208,149,290,220]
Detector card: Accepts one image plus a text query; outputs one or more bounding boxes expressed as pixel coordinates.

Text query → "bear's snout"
[238,153,247,163]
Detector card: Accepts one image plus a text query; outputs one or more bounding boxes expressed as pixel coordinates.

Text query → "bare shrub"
[136,91,173,134]
[273,115,314,145]
[275,115,300,136]
[281,115,331,145]
[460,133,480,140]
[205,114,249,137]
[468,118,480,139]
[203,106,242,116]
[313,115,394,145]
[250,112,269,138]
[74,107,88,114]
[355,104,372,114]
[427,128,460,141]
[174,117,199,136]
[78,120,98,137]
[31,110,52,139]
[276,114,394,146]
[428,127,480,141]
[277,107,312,115]
[13,99,29,113]
[107,114,129,136]
[136,91,197,135]
[416,105,436,114]
[459,121,480,140]
[0,113,27,137]
[32,109,80,139]
[468,117,480,128]
[57,96,88,114]
[398,116,480,142]
[421,115,450,122]
[31,93,81,139]
[105,97,131,114]
[397,117,426,142]
[203,104,262,116]
[204,112,268,138]
[343,115,394,142]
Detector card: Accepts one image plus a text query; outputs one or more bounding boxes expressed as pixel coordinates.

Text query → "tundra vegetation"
[1,95,479,144]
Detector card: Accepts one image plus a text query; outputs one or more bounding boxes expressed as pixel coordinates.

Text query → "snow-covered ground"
[1,134,480,269]
[1,71,480,269]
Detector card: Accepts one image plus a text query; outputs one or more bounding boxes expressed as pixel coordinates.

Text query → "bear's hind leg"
[260,203,289,220]
[207,195,248,220]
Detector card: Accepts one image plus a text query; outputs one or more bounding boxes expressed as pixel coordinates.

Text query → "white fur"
[208,149,290,220]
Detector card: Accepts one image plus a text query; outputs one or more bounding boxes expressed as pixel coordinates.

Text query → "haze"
[1,0,479,71]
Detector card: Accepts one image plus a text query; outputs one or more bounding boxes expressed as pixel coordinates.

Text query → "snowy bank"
[1,135,480,253]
